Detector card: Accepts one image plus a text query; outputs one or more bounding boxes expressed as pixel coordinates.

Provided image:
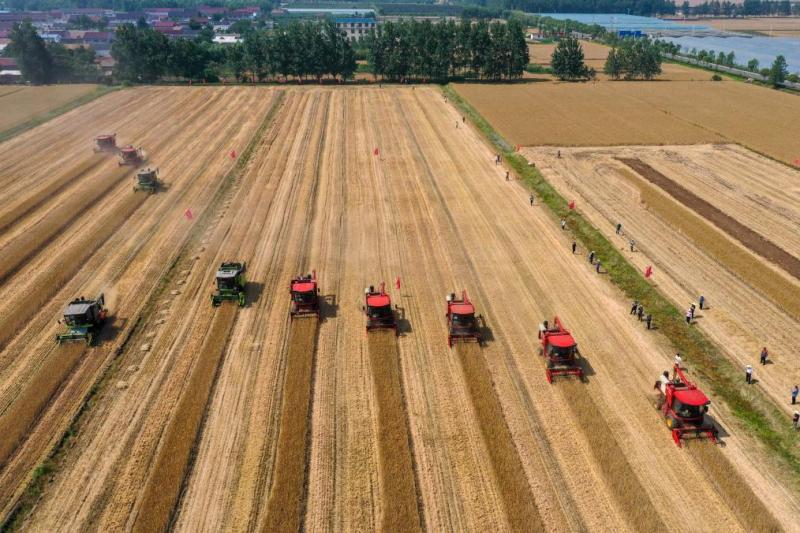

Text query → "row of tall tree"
[472,0,676,16]
[604,38,663,80]
[366,19,528,81]
[682,0,800,16]
[110,21,356,83]
[6,21,100,83]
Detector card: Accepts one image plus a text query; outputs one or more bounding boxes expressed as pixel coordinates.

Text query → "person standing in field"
[495,154,501,165]
[685,309,692,324]
[571,241,577,254]
[698,295,705,310]
[630,300,638,315]
[645,314,653,330]
[560,218,566,230]
[530,194,535,206]
[595,261,601,274]
[746,365,753,384]
[792,385,798,405]
[629,239,635,252]
[793,411,799,430]
[760,347,769,365]
[615,222,622,235]
[690,303,696,319]
[637,305,644,321]
[588,250,595,264]
[505,171,509,181]
[557,150,561,158]
[674,353,682,367]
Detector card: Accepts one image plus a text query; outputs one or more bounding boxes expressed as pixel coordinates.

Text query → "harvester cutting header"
[118,145,145,167]
[290,271,320,318]
[56,293,107,346]
[655,364,718,447]
[445,290,482,347]
[363,282,397,334]
[538,317,583,383]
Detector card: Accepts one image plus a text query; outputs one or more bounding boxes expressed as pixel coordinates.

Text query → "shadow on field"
[395,305,411,336]
[320,293,338,320]
[246,281,263,305]
[99,316,126,345]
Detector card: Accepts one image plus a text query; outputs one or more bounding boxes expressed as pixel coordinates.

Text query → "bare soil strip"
[0,153,105,236]
[262,317,319,532]
[0,343,84,469]
[367,330,422,533]
[455,343,544,532]
[0,165,131,285]
[688,442,782,532]
[131,304,237,532]
[619,158,800,280]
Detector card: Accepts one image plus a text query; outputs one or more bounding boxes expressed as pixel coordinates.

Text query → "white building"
[334,17,377,41]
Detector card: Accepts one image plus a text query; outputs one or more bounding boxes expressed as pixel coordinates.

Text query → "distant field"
[528,40,706,80]
[0,85,99,134]
[454,80,800,164]
[674,16,800,36]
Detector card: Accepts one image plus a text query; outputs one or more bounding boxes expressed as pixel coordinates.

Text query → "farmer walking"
[630,301,638,315]
[746,365,753,384]
[571,241,577,254]
[629,239,635,252]
[530,194,535,206]
[690,303,696,319]
[615,222,622,235]
[588,250,595,264]
[505,171,509,181]
[637,305,644,321]
[760,347,769,365]
[698,295,705,310]
[674,353,682,367]
[495,154,501,165]
[645,314,652,330]
[560,218,566,230]
[792,385,798,405]
[685,309,692,324]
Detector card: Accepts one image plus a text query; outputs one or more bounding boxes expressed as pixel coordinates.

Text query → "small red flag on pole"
[794,158,800,166]
[568,200,575,210]
[644,265,653,278]
[395,276,401,290]
[184,208,194,220]
[230,149,237,159]
[373,148,380,156]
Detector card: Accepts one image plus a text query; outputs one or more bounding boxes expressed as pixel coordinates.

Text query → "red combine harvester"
[118,145,144,166]
[654,363,718,447]
[93,134,117,152]
[363,282,396,334]
[290,270,320,318]
[445,290,482,347]
[538,317,583,383]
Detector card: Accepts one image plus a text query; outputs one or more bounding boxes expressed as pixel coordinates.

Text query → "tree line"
[7,21,101,83]
[477,0,676,16]
[366,19,528,81]
[682,0,800,16]
[549,35,663,81]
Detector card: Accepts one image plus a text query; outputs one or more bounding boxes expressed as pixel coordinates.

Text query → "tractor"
[93,134,117,153]
[118,145,144,166]
[290,270,320,319]
[134,167,159,193]
[538,316,583,383]
[56,293,107,346]
[445,290,482,347]
[654,363,719,447]
[363,282,396,334]
[211,262,247,307]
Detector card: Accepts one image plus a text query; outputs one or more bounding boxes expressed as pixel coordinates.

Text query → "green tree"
[7,21,53,84]
[168,38,210,81]
[725,51,735,67]
[604,47,622,79]
[768,55,788,87]
[747,58,759,72]
[111,24,170,82]
[550,37,589,81]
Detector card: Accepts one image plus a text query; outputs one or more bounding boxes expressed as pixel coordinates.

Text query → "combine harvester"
[290,271,320,319]
[211,262,247,307]
[93,134,117,153]
[363,282,397,334]
[538,317,583,383]
[55,294,108,346]
[118,145,145,167]
[134,167,160,193]
[655,363,719,447]
[445,290,482,347]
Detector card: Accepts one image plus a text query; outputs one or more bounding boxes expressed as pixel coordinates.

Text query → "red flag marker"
[395,276,401,290]
[184,208,194,220]
[373,148,380,156]
[568,200,575,210]
[230,149,237,159]
[644,265,653,278]
[794,158,800,166]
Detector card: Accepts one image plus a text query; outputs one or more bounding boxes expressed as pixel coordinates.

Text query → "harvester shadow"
[704,414,730,442]
[395,305,411,336]
[99,317,126,345]
[246,281,264,305]
[320,294,338,321]
[576,351,597,380]
[478,317,494,344]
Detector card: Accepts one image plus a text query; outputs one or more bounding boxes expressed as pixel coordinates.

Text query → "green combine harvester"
[211,262,247,307]
[134,167,159,193]
[56,293,107,345]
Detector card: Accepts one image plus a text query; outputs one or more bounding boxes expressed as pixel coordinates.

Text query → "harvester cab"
[118,145,144,167]
[56,293,107,346]
[655,363,718,447]
[211,262,247,307]
[538,316,583,383]
[134,167,159,193]
[93,134,117,153]
[290,270,320,318]
[445,290,482,347]
[363,282,397,334]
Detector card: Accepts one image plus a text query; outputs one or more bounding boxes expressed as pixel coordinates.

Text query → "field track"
[3,86,798,531]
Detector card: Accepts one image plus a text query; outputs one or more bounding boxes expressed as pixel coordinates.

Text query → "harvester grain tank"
[134,167,159,193]
[56,293,107,345]
[538,316,583,383]
[118,145,144,166]
[211,262,247,307]
[93,134,117,153]
[290,270,320,318]
[445,290,482,347]
[654,363,719,447]
[363,282,397,334]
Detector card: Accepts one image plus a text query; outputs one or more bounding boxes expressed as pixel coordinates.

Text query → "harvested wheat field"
[454,80,800,165]
[524,144,800,425]
[1,85,798,532]
[0,84,99,134]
